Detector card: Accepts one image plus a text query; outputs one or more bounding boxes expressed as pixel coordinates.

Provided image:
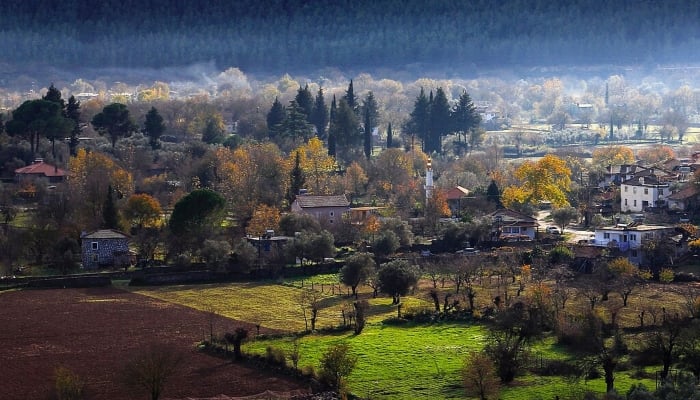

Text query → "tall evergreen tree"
[281,100,314,144]
[429,87,451,154]
[331,98,361,160]
[311,87,329,139]
[102,185,119,229]
[451,90,481,145]
[295,84,314,120]
[363,106,372,160]
[328,95,337,157]
[91,103,138,148]
[143,106,165,150]
[288,150,306,204]
[406,88,431,153]
[202,116,225,144]
[43,83,65,111]
[266,97,286,139]
[486,179,502,208]
[343,79,358,114]
[0,113,4,135]
[386,122,393,148]
[65,95,81,156]
[362,91,379,132]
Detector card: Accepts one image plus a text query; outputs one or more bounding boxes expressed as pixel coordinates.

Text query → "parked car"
[457,247,480,255]
[545,226,561,234]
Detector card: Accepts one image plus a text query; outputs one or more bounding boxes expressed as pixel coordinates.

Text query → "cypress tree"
[386,122,393,148]
[102,185,119,229]
[451,90,481,145]
[363,106,372,160]
[311,87,329,139]
[328,95,337,157]
[65,95,81,156]
[486,180,502,208]
[344,79,358,114]
[288,150,306,204]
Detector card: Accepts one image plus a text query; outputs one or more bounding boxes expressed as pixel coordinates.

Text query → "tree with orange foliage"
[636,146,675,165]
[592,145,635,167]
[290,137,336,195]
[123,193,162,229]
[68,148,133,227]
[246,204,281,237]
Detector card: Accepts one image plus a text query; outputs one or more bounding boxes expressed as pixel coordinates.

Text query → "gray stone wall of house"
[81,238,129,269]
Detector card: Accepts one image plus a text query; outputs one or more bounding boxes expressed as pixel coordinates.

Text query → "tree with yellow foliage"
[123,193,162,230]
[607,257,650,306]
[501,154,571,208]
[68,148,133,227]
[246,204,281,237]
[343,161,368,203]
[290,137,336,194]
[592,145,635,167]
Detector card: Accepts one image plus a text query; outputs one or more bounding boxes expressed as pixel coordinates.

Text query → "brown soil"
[0,287,308,400]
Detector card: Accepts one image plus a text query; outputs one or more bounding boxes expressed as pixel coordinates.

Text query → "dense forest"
[2,0,700,80]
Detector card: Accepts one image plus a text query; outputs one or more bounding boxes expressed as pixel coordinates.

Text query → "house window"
[634,200,637,207]
[630,234,637,241]
[624,186,628,192]
[631,250,638,257]
[330,211,334,217]
[91,242,98,250]
[329,219,334,224]
[604,233,610,239]
[624,199,628,206]
[92,254,98,262]
[644,188,648,195]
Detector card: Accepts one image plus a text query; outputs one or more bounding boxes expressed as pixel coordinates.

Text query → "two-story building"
[620,172,671,213]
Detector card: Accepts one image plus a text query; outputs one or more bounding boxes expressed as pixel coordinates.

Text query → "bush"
[54,366,85,400]
[265,346,286,366]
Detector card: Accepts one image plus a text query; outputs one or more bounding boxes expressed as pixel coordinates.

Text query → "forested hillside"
[1,0,700,76]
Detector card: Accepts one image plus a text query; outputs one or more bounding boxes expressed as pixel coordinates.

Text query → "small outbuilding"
[81,229,131,269]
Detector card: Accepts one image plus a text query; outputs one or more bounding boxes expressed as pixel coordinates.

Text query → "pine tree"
[386,122,393,148]
[143,106,165,150]
[332,98,361,161]
[266,97,286,139]
[295,84,314,120]
[43,83,65,111]
[344,79,358,114]
[65,96,81,156]
[102,185,119,229]
[429,88,451,154]
[406,88,431,153]
[451,90,481,145]
[281,100,314,144]
[311,87,329,139]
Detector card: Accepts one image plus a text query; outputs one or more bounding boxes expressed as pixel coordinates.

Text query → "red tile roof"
[14,160,66,178]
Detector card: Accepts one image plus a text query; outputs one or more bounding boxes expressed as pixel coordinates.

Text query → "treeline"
[1,0,700,74]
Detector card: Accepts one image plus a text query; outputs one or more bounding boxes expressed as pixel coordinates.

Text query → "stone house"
[81,229,131,269]
[290,194,350,228]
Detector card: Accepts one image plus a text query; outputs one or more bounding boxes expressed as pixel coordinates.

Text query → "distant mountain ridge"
[1,0,699,74]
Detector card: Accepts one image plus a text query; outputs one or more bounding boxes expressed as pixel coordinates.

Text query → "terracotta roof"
[14,160,66,177]
[81,229,130,240]
[295,194,349,208]
[667,185,700,201]
[446,186,470,200]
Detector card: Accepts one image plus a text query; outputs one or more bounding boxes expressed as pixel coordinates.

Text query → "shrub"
[265,346,286,366]
[54,366,85,400]
[658,268,674,284]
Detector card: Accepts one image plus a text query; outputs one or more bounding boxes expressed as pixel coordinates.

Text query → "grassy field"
[129,275,679,399]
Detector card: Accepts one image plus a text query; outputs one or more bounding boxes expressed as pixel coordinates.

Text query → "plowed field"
[0,287,307,400]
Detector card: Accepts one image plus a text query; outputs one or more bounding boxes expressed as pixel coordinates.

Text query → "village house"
[592,223,680,266]
[80,229,131,269]
[14,158,67,183]
[488,208,539,241]
[620,172,671,212]
[290,194,350,228]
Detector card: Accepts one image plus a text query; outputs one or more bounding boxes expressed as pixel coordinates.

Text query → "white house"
[593,223,677,265]
[620,173,670,212]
